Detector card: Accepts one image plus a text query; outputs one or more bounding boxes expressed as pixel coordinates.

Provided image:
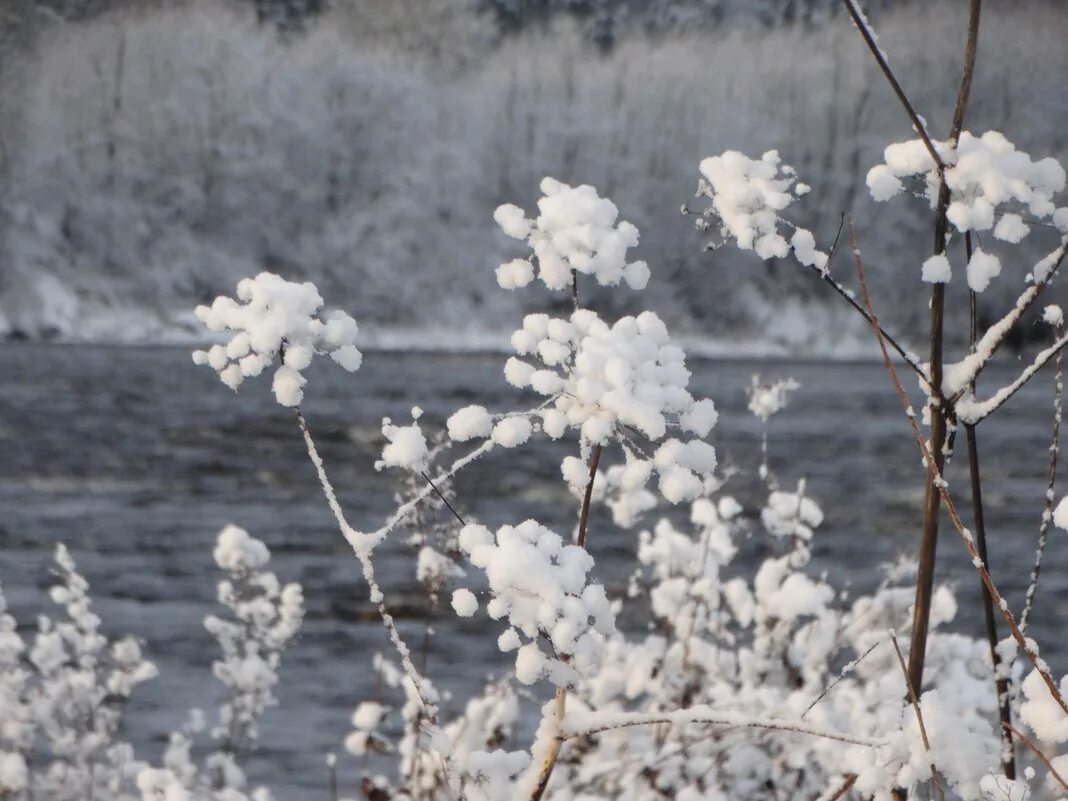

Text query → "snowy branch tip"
[192,271,362,406]
[494,177,650,292]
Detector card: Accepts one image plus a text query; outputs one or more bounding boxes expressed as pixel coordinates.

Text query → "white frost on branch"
[494,178,649,292]
[192,271,362,406]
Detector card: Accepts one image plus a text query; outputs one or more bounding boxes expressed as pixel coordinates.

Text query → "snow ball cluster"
[454,521,616,687]
[192,272,362,406]
[213,524,271,573]
[510,310,716,440]
[344,701,389,756]
[694,150,826,268]
[494,178,650,292]
[747,375,800,422]
[867,132,1068,291]
[375,408,429,472]
[761,490,824,541]
[1043,305,1065,327]
[922,254,952,284]
[1019,668,1068,744]
[509,309,719,502]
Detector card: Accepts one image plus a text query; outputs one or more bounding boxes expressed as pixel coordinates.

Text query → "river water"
[2,344,1067,798]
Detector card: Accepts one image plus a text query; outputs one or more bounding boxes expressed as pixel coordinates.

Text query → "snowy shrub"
[0,527,303,801]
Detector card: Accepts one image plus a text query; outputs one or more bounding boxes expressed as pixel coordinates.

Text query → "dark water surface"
[2,344,1068,798]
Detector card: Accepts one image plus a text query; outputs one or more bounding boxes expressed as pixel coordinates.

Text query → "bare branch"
[890,631,946,801]
[562,707,885,749]
[840,0,945,170]
[850,224,1068,717]
[1021,325,1064,634]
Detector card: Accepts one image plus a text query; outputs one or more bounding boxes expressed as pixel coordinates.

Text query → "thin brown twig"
[824,774,858,801]
[840,0,945,170]
[849,224,1068,717]
[420,470,466,526]
[1004,723,1068,793]
[963,233,1016,779]
[890,631,945,801]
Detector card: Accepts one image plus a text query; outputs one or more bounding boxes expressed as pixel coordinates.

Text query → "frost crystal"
[192,272,362,406]
[494,178,649,292]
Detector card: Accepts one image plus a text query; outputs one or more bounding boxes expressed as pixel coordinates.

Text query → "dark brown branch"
[527,443,603,801]
[850,224,1068,717]
[840,0,945,170]
[825,774,858,801]
[1004,723,1068,793]
[965,424,1016,777]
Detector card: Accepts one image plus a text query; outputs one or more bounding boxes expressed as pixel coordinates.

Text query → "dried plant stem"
[1021,330,1063,633]
[295,411,440,721]
[562,708,884,748]
[963,229,1015,777]
[823,774,858,801]
[527,444,602,801]
[1004,723,1068,793]
[850,226,1068,717]
[890,631,945,801]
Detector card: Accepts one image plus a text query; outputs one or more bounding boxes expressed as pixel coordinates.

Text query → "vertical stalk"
[965,424,1016,776]
[962,231,1015,777]
[907,0,982,696]
[528,443,602,801]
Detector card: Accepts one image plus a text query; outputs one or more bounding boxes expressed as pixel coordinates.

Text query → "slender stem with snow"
[562,707,885,749]
[1021,330,1063,634]
[851,225,1068,717]
[890,631,946,801]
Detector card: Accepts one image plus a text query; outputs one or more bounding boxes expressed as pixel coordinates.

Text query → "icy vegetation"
[0,528,303,801]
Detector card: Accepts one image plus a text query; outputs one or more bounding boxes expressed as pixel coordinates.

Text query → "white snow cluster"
[136,525,304,801]
[761,489,824,541]
[493,178,650,292]
[204,525,304,749]
[693,150,826,268]
[192,272,362,406]
[748,375,800,421]
[505,309,718,501]
[376,408,430,472]
[866,132,1068,291]
[454,521,616,687]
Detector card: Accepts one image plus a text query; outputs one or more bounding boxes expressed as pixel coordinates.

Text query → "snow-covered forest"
[0,0,1065,349]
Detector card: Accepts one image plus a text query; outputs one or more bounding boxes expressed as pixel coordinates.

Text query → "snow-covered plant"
[192,271,362,406]
[494,178,650,292]
[0,527,303,801]
[168,5,1068,799]
[137,525,304,801]
[0,546,157,801]
[866,131,1068,291]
